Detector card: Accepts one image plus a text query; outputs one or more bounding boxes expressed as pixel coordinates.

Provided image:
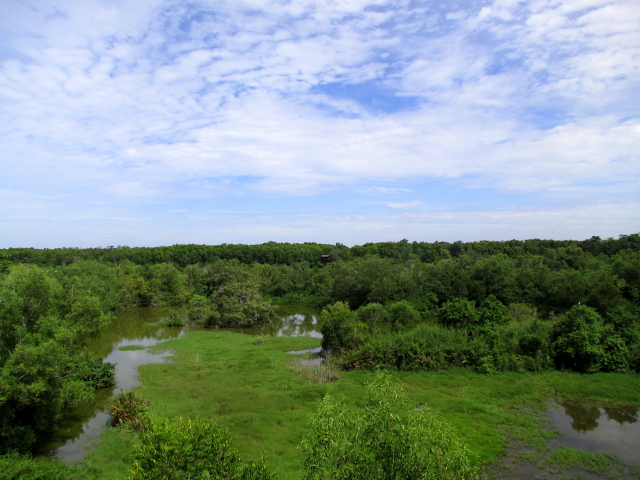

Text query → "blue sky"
[1,0,639,247]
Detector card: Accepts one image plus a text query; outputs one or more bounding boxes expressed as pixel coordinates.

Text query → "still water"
[35,307,182,462]
[222,305,322,338]
[36,305,321,463]
[547,399,640,465]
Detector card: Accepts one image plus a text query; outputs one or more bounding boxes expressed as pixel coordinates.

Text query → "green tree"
[552,305,628,373]
[204,282,273,328]
[301,372,478,480]
[320,302,368,353]
[387,300,422,331]
[356,303,388,331]
[0,266,113,453]
[439,298,479,329]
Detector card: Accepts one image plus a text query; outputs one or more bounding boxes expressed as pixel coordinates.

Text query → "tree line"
[1,233,639,459]
[2,234,638,267]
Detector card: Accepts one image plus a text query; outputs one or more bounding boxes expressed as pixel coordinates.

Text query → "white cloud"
[387,201,424,208]
[0,0,638,246]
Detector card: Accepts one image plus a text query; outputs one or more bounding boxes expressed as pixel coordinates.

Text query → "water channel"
[36,305,321,463]
[37,306,640,470]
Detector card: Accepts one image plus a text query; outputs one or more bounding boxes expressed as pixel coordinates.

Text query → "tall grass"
[290,354,340,384]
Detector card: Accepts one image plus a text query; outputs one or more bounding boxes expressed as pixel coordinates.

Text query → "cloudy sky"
[1,0,639,248]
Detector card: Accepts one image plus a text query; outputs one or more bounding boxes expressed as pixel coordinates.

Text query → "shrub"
[439,298,479,329]
[478,295,509,326]
[131,417,274,480]
[300,371,478,480]
[80,358,116,389]
[109,391,150,432]
[507,302,538,322]
[320,302,368,353]
[204,282,273,328]
[552,305,629,373]
[0,452,81,480]
[187,294,210,321]
[160,309,185,327]
[388,300,422,331]
[356,302,388,330]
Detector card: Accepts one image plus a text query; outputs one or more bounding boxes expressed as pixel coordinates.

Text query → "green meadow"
[81,330,640,480]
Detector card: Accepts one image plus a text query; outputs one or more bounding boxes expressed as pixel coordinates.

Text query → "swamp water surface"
[547,399,640,465]
[37,305,321,463]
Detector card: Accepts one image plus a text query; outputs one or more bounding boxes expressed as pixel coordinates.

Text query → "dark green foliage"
[203,282,273,328]
[80,358,116,389]
[356,302,388,330]
[300,371,478,480]
[518,320,554,369]
[187,294,209,321]
[479,295,508,326]
[604,306,640,346]
[4,234,638,268]
[552,305,629,373]
[130,417,275,480]
[109,391,150,432]
[440,298,479,329]
[0,252,10,275]
[160,309,185,327]
[0,452,81,480]
[339,318,558,373]
[320,302,368,353]
[387,300,422,330]
[0,266,112,453]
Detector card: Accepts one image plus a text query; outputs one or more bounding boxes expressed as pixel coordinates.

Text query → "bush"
[439,298,479,329]
[300,371,478,480]
[131,417,274,480]
[80,358,115,389]
[109,391,150,432]
[478,295,509,326]
[507,302,538,322]
[320,302,368,353]
[187,294,210,321]
[356,302,388,330]
[160,309,185,327]
[0,452,81,480]
[552,305,629,373]
[388,300,422,331]
[204,282,273,328]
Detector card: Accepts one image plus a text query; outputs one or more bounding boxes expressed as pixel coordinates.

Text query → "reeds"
[290,353,340,383]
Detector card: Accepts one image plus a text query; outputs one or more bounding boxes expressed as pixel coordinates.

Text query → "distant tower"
[321,255,330,265]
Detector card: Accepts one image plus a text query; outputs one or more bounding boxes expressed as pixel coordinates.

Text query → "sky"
[1,0,639,248]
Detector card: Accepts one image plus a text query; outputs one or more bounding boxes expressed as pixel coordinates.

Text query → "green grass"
[117,345,146,351]
[81,330,640,480]
[77,427,137,480]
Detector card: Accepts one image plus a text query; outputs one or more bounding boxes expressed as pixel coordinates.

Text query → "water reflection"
[547,399,640,465]
[221,305,322,337]
[36,307,182,462]
[37,305,320,462]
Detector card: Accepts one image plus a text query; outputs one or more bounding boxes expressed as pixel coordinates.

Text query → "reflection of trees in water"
[562,400,601,432]
[87,307,183,357]
[274,314,318,336]
[561,399,639,432]
[604,405,638,424]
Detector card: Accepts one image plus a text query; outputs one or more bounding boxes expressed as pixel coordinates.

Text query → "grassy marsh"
[79,329,640,480]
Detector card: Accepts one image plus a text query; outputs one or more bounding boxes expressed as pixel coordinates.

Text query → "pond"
[36,305,320,463]
[221,304,322,338]
[547,399,640,465]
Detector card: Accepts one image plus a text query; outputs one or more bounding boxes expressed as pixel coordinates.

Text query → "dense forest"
[0,234,639,478]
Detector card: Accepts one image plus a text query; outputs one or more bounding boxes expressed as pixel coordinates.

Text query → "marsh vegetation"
[0,235,639,479]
